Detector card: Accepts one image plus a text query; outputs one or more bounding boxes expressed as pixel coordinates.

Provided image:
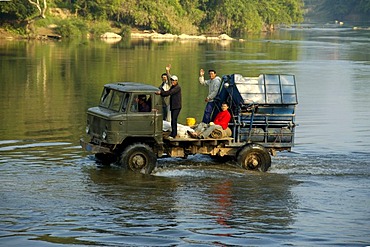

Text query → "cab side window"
[131,94,152,113]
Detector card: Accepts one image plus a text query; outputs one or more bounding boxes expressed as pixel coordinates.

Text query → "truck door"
[127,93,159,136]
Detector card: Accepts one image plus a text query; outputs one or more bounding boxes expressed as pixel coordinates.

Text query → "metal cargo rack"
[213,74,298,150]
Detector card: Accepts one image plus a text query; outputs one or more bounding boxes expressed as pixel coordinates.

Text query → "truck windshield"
[100,88,128,112]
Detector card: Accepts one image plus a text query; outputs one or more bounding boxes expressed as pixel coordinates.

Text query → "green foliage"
[118,24,131,38]
[1,0,308,35]
[201,0,241,34]
[257,0,304,28]
[56,18,88,38]
[5,0,370,36]
[35,16,58,28]
[201,0,297,34]
[89,20,112,37]
[1,23,27,36]
[0,0,36,21]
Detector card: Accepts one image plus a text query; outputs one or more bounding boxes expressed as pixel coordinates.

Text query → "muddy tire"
[119,143,157,174]
[237,144,271,172]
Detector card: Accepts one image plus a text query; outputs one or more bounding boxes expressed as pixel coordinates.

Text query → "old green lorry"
[80,74,298,174]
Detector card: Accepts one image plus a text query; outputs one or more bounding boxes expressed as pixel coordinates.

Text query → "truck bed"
[165,136,234,143]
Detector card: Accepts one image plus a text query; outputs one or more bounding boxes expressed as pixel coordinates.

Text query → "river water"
[1,25,370,246]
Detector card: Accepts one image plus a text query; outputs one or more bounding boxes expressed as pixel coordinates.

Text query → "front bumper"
[80,138,112,154]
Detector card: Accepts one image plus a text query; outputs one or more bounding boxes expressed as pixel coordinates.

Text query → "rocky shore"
[0,27,239,42]
[129,31,236,41]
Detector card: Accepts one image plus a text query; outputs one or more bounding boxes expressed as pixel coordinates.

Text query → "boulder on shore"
[100,32,122,39]
[100,32,122,44]
[178,34,207,40]
[218,34,234,40]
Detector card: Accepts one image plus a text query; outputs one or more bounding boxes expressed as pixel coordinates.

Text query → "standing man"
[159,72,171,122]
[156,74,182,140]
[199,69,222,123]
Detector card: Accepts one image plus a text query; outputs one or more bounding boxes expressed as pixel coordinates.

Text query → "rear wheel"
[237,144,271,172]
[119,143,157,174]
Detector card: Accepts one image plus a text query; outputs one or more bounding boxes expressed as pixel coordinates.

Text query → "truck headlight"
[102,131,107,139]
[86,125,90,134]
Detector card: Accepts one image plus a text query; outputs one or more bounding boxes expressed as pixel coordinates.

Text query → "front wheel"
[236,144,271,172]
[119,143,157,174]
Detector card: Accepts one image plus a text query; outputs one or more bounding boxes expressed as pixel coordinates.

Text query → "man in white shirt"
[199,69,221,123]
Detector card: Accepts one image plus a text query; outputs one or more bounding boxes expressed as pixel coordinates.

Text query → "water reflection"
[84,163,298,245]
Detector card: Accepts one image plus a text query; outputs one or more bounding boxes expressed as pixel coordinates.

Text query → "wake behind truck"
[80,74,298,174]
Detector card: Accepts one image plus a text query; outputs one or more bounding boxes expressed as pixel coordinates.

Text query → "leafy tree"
[200,0,303,35]
[0,0,48,36]
[200,0,258,34]
[0,0,36,22]
[257,0,304,29]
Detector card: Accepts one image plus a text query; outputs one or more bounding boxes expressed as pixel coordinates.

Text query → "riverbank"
[0,28,19,40]
[130,30,236,41]
[0,27,238,42]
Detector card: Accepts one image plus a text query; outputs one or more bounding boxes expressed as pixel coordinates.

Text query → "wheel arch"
[115,136,161,154]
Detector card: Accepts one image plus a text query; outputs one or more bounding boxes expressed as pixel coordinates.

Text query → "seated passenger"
[138,95,151,112]
[188,102,231,139]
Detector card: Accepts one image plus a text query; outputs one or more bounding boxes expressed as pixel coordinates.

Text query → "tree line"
[1,0,369,37]
[1,0,304,36]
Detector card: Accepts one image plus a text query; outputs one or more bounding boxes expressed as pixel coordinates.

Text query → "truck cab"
[82,83,164,172]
